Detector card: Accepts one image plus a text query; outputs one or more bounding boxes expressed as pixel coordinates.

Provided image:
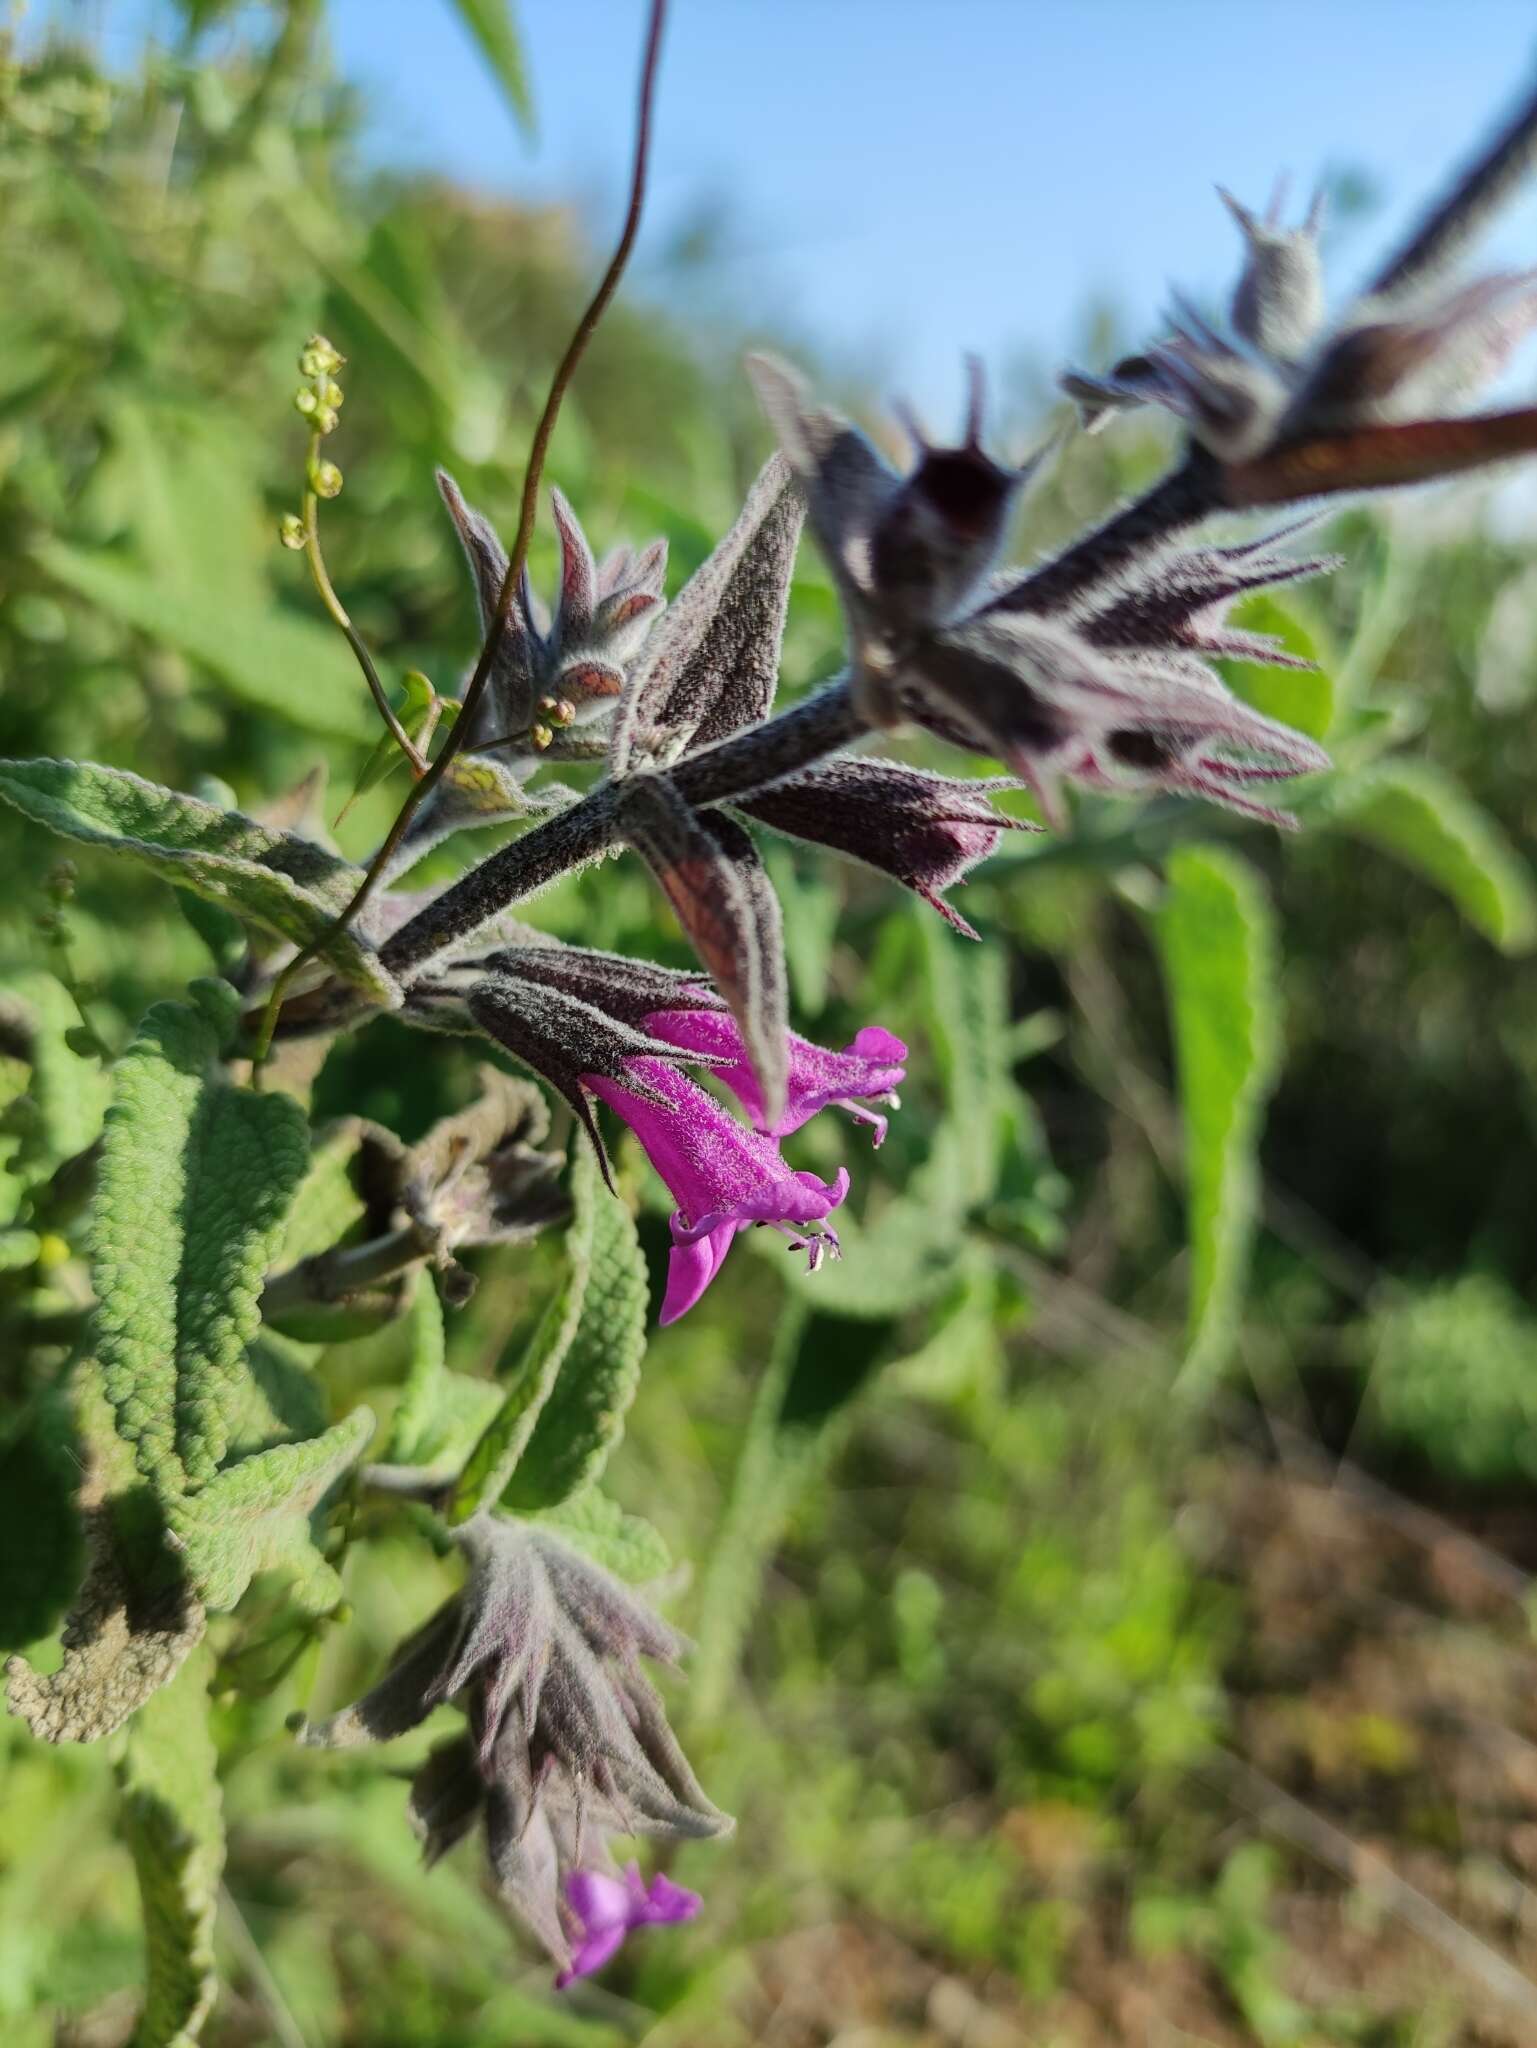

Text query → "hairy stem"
[379,679,863,979]
[1368,76,1537,300]
[995,454,1220,616]
[261,1220,435,1318]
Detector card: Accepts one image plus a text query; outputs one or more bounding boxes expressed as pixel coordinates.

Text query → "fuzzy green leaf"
[449,1148,599,1522]
[1153,846,1281,1389]
[5,1365,206,1744]
[219,1334,329,1464]
[443,0,536,137]
[37,537,375,742]
[1326,758,1537,953]
[93,992,311,1492]
[502,1174,648,1511]
[387,1272,449,1465]
[277,1121,372,1265]
[532,1490,672,1584]
[0,760,401,1005]
[117,1642,224,2048]
[168,1406,374,1614]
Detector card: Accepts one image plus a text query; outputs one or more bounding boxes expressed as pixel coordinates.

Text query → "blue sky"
[103,2,1537,417]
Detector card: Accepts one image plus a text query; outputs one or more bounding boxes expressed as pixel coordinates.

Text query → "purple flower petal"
[659,1220,735,1326]
[565,1868,635,1933]
[555,1922,627,1989]
[643,1010,908,1141]
[554,1864,702,1989]
[639,1870,703,1926]
[586,1059,849,1323]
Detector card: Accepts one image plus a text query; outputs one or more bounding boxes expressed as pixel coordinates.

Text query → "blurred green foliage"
[5,6,1537,2046]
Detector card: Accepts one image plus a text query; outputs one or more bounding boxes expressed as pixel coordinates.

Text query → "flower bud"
[278,512,306,551]
[299,334,344,379]
[312,461,343,500]
[293,387,318,418]
[312,404,339,436]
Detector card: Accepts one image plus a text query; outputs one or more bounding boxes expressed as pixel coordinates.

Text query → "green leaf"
[692,1305,893,1721]
[338,671,439,823]
[93,992,311,1493]
[0,760,400,1005]
[277,1121,372,1266]
[117,1643,224,2048]
[220,1334,328,1464]
[1220,591,1335,740]
[1325,758,1537,953]
[388,1272,448,1464]
[168,1406,374,1614]
[448,1150,599,1522]
[921,917,1011,1209]
[1153,847,1281,1389]
[532,1489,672,1584]
[392,1371,504,1480]
[3,969,111,1172]
[0,1391,87,1653]
[443,0,536,137]
[36,538,375,742]
[502,1173,648,1511]
[5,1366,206,1744]
[0,1226,41,1270]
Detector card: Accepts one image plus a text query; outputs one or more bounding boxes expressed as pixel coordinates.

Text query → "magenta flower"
[586,1058,849,1325]
[642,1009,907,1144]
[554,1864,701,1989]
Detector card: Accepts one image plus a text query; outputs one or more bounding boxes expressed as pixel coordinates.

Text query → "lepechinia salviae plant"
[8,6,1537,2027]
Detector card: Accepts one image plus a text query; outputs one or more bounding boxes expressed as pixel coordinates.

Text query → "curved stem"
[253,0,669,1065]
[301,435,420,766]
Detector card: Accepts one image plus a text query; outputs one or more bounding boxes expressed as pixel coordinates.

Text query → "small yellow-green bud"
[312,461,343,499]
[320,377,345,409]
[278,511,306,551]
[531,723,554,751]
[293,387,318,418]
[312,404,339,436]
[299,334,344,378]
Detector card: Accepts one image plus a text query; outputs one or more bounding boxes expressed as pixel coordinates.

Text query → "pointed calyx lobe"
[1057,83,1537,508]
[463,958,728,1188]
[299,1512,728,1982]
[737,756,1034,938]
[586,1058,849,1324]
[748,351,1042,726]
[616,774,790,1127]
[437,470,666,747]
[609,452,804,775]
